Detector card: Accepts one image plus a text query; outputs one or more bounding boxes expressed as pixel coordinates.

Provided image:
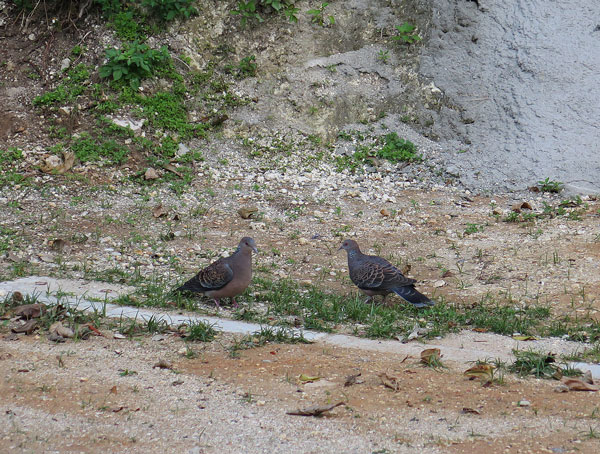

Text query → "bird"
[339,239,434,308]
[176,237,258,308]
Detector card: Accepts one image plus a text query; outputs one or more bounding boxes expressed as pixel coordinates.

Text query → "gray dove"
[339,239,434,308]
[176,237,258,308]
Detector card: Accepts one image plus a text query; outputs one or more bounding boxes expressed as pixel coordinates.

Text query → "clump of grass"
[508,350,582,379]
[184,320,219,342]
[537,177,563,193]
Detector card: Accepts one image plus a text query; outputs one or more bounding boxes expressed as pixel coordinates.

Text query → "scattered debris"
[560,377,598,392]
[11,319,39,335]
[420,348,442,366]
[344,372,363,387]
[287,401,345,417]
[153,359,174,370]
[378,372,400,391]
[463,364,494,382]
[298,374,320,384]
[13,303,46,319]
[41,151,75,175]
[152,203,168,218]
[461,407,481,415]
[238,206,258,219]
[144,167,159,180]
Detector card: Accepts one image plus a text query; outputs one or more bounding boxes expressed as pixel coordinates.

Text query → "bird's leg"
[231,297,239,308]
[213,298,221,309]
[363,296,373,305]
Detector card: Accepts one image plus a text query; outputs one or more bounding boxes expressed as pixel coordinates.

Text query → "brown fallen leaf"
[561,378,598,392]
[13,303,46,319]
[238,206,258,219]
[11,319,39,335]
[11,291,23,303]
[582,370,594,385]
[152,203,168,218]
[380,208,391,217]
[144,167,159,180]
[110,385,118,394]
[112,406,125,413]
[153,359,173,370]
[172,379,184,386]
[344,372,362,387]
[85,323,104,337]
[162,163,183,178]
[287,401,345,417]
[378,372,400,391]
[41,151,75,174]
[50,238,67,252]
[420,348,442,366]
[463,364,494,381]
[49,321,74,339]
[441,270,454,278]
[462,407,481,415]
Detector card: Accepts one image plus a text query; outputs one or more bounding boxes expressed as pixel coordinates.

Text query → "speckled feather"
[178,257,234,293]
[340,239,434,308]
[176,237,258,307]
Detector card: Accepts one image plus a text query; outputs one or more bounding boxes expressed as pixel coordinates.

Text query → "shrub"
[99,42,170,89]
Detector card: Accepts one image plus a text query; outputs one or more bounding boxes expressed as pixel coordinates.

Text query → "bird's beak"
[337,245,343,251]
[252,246,258,254]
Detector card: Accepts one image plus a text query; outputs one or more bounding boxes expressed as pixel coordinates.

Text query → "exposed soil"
[2,333,600,453]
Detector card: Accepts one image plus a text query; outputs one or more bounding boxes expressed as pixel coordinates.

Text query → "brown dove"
[176,237,258,308]
[339,239,434,308]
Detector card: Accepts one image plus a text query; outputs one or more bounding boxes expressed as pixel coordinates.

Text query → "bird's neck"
[347,249,361,260]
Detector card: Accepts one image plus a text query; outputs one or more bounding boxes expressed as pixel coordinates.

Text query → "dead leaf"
[152,203,168,218]
[512,335,537,341]
[13,303,46,319]
[172,379,184,386]
[441,270,454,278]
[238,206,258,219]
[462,407,481,415]
[582,370,594,385]
[41,151,75,174]
[11,319,38,335]
[144,167,159,180]
[112,406,125,413]
[344,372,362,387]
[287,401,345,417]
[420,348,442,365]
[561,378,598,392]
[11,291,23,303]
[162,163,183,178]
[110,385,117,394]
[50,238,67,252]
[85,323,104,337]
[380,208,390,217]
[298,374,320,383]
[472,328,488,333]
[153,359,173,370]
[378,372,400,391]
[464,364,494,381]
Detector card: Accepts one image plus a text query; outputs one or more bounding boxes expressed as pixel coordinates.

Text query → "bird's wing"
[193,258,234,290]
[352,256,416,290]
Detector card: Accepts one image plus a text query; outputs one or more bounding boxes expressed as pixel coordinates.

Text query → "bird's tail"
[393,286,435,308]
[174,279,195,294]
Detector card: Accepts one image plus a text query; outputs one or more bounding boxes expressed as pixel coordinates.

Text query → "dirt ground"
[1,331,600,454]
